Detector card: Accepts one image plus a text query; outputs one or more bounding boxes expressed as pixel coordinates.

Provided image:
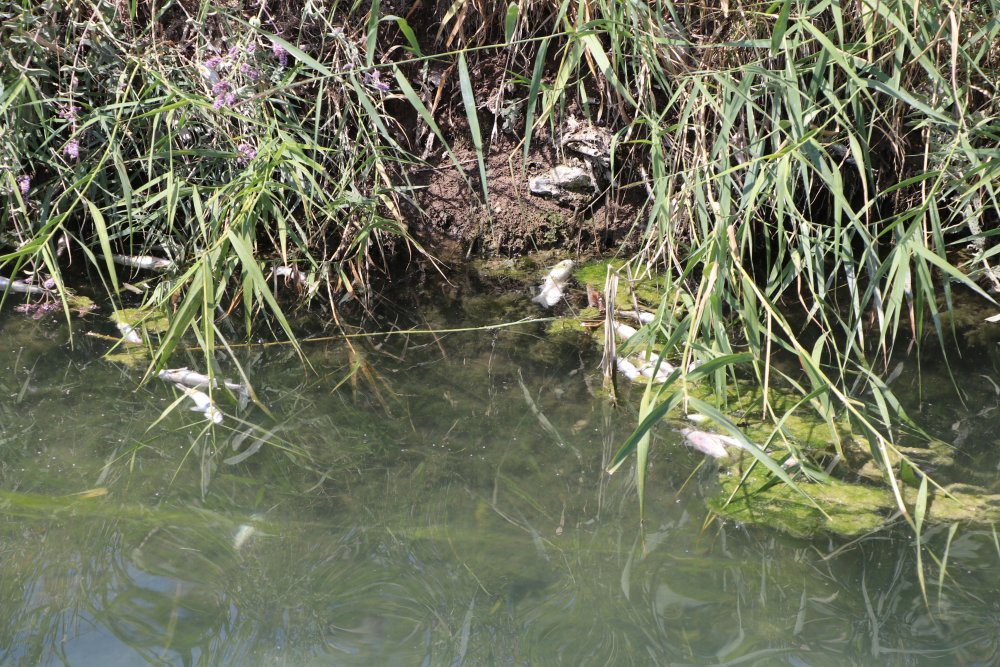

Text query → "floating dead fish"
[103,254,175,272]
[639,362,674,382]
[158,367,246,395]
[177,384,223,424]
[677,427,742,458]
[271,265,309,283]
[0,276,49,296]
[613,320,639,341]
[617,310,656,324]
[616,356,642,381]
[532,259,575,307]
[116,322,143,344]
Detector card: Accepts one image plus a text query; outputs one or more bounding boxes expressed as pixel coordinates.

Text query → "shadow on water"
[1,279,1000,666]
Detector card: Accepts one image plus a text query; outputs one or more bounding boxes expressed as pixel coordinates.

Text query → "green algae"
[711,454,1000,537]
[111,306,169,333]
[655,373,1000,536]
[710,464,893,537]
[573,259,666,308]
[470,252,1000,538]
[103,346,150,367]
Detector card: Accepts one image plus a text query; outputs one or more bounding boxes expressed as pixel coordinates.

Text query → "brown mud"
[406,132,643,258]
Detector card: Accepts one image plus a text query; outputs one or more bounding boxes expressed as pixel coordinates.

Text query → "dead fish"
[177,384,223,424]
[639,362,674,382]
[0,276,49,296]
[617,309,656,324]
[532,259,575,307]
[103,254,175,272]
[616,357,642,381]
[613,320,639,341]
[158,367,246,395]
[116,322,143,344]
[271,265,308,283]
[677,427,742,458]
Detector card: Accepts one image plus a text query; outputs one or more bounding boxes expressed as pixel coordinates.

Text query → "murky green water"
[2,284,1000,666]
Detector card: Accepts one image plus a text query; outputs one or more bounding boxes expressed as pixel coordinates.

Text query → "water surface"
[1,285,999,666]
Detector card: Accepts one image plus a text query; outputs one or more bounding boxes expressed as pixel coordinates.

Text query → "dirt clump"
[408,133,642,258]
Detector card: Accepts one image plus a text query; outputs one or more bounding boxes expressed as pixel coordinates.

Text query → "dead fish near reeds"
[677,427,742,458]
[0,276,50,296]
[615,356,642,381]
[158,367,246,396]
[102,254,175,272]
[116,322,143,344]
[616,309,656,325]
[615,355,675,383]
[177,384,223,424]
[270,265,308,284]
[532,259,575,307]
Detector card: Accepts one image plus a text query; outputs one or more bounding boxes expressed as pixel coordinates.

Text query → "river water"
[1,281,999,666]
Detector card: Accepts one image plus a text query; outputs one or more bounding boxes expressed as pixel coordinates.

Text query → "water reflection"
[1,300,999,665]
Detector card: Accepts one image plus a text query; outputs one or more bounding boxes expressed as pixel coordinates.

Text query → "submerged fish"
[116,322,143,344]
[159,367,246,395]
[531,259,575,308]
[677,427,742,458]
[103,254,175,272]
[0,276,49,296]
[177,384,224,424]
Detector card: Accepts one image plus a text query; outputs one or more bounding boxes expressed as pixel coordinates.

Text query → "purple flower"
[17,175,30,195]
[240,63,261,81]
[59,105,79,121]
[237,142,257,164]
[223,91,237,106]
[205,56,222,68]
[246,43,257,55]
[227,46,239,58]
[212,95,226,110]
[272,42,289,68]
[368,70,390,93]
[64,139,80,160]
[212,80,231,95]
[43,277,56,290]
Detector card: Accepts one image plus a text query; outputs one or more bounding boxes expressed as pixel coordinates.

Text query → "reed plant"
[1,1,418,374]
[421,0,1000,524]
[554,1,999,524]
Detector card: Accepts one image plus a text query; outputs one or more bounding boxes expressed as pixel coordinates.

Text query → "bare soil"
[406,132,643,259]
